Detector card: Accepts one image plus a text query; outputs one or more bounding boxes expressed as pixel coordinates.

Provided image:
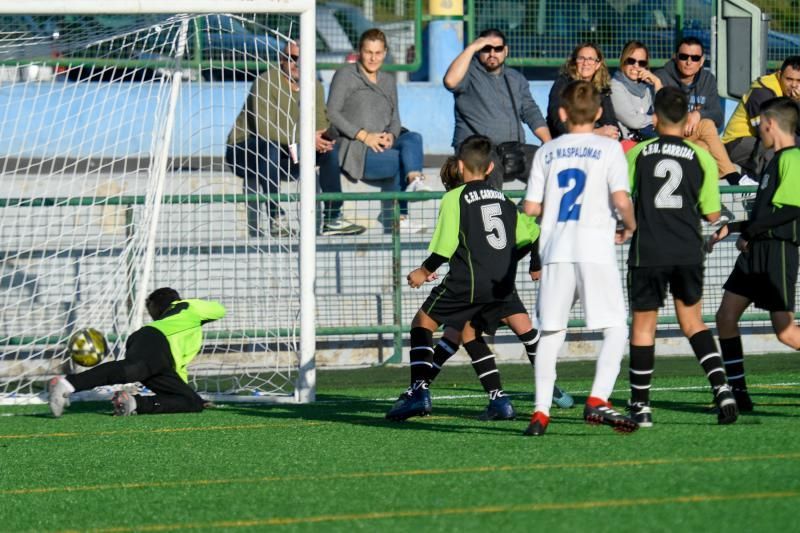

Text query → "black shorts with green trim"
[421,286,523,335]
[628,264,704,311]
[723,239,799,312]
[472,290,530,334]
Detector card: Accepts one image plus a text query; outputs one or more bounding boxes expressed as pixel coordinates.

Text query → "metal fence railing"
[0,3,424,77]
[467,0,798,69]
[3,186,789,366]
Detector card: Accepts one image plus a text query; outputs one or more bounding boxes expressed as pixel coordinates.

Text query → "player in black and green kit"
[626,87,738,426]
[386,135,533,421]
[48,287,226,417]
[711,97,800,412]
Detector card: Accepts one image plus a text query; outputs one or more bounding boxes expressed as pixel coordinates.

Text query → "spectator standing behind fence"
[327,28,428,234]
[610,40,661,142]
[226,42,365,238]
[443,28,551,190]
[722,56,800,177]
[547,42,619,140]
[654,37,755,185]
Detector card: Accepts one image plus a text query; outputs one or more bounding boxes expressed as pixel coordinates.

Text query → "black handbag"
[496,141,529,181]
[495,74,537,182]
[458,71,538,183]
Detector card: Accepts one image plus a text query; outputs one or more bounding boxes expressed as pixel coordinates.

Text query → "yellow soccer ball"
[68,328,109,367]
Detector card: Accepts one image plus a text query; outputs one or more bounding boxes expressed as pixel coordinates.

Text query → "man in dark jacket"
[655,37,750,185]
[444,28,551,189]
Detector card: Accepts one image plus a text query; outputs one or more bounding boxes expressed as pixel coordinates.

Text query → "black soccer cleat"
[477,395,516,421]
[386,387,431,421]
[583,398,639,433]
[627,401,653,428]
[733,387,753,412]
[714,385,739,425]
[522,411,549,437]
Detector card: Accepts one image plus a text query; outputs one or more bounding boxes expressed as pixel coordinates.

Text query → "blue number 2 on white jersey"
[557,168,587,221]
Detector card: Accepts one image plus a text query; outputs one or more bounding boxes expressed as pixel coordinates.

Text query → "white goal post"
[0,1,317,403]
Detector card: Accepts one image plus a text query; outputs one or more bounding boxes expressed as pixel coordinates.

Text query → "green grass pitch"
[2,353,799,532]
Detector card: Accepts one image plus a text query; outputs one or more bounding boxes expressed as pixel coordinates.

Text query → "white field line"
[1,382,797,415]
[330,381,800,403]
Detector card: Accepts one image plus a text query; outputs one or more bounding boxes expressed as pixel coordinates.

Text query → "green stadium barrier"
[2,186,795,366]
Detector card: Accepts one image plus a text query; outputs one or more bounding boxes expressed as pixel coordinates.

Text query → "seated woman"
[547,42,619,140]
[327,28,428,233]
[610,40,662,142]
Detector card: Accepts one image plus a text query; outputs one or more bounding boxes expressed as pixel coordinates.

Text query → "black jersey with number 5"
[626,135,721,266]
[428,180,529,302]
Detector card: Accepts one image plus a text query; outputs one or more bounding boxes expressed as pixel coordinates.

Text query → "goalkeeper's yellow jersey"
[147,299,226,383]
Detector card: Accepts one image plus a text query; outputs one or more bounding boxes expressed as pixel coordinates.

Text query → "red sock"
[530,411,550,426]
[586,396,610,408]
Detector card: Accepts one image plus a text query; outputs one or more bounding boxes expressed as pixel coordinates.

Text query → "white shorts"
[537,262,627,331]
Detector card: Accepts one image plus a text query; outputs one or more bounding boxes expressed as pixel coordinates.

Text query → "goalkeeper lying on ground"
[48,287,226,417]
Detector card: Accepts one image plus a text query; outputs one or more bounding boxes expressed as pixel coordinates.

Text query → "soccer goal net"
[0,1,317,404]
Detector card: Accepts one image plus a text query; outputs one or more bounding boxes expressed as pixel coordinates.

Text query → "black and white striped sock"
[629,344,655,404]
[719,336,748,392]
[690,330,727,390]
[409,327,434,385]
[428,337,460,383]
[517,328,540,367]
[464,338,502,395]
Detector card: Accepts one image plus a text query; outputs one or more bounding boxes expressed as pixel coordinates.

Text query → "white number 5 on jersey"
[481,203,507,250]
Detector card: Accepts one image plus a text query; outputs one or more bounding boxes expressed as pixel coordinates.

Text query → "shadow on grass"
[20,401,114,419]
[212,389,556,437]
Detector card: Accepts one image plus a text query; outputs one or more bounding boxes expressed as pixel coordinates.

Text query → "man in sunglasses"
[226,41,365,238]
[655,37,752,186]
[722,56,800,177]
[444,28,551,189]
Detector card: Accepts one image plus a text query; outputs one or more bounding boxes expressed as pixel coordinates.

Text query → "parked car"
[0,15,61,81]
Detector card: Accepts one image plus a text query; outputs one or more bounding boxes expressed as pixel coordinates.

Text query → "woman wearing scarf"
[610,41,662,142]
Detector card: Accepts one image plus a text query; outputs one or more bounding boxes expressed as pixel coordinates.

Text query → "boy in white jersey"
[522,80,638,436]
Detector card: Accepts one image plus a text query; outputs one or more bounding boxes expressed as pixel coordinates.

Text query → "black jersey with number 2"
[626,136,721,267]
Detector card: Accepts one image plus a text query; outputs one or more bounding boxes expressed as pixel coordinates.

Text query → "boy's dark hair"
[780,55,800,72]
[478,28,506,46]
[654,86,689,125]
[440,155,462,191]
[146,287,181,318]
[457,135,493,176]
[559,80,600,126]
[675,36,704,54]
[760,96,799,135]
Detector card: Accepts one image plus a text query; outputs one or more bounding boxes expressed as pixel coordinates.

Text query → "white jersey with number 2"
[525,133,629,266]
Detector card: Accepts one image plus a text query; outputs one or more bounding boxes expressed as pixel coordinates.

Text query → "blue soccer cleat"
[552,384,574,409]
[386,386,431,421]
[477,395,516,421]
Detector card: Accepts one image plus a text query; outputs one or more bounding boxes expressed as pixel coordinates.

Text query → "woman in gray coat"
[327,28,427,233]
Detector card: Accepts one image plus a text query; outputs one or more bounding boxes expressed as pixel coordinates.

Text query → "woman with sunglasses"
[546,42,619,139]
[610,41,662,142]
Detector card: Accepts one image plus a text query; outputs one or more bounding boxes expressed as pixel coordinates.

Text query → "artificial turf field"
[2,353,799,532]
